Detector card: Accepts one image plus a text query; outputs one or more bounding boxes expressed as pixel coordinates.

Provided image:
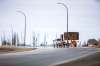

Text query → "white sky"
[0,0,100,45]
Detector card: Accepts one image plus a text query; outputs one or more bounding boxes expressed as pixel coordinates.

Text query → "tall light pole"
[57,3,69,45]
[17,11,26,46]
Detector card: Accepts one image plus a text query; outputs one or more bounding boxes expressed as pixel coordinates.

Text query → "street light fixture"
[17,11,26,46]
[57,3,69,46]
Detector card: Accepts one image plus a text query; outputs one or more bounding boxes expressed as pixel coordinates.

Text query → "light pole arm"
[57,3,68,10]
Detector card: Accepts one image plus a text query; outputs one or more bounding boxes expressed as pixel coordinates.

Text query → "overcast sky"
[0,0,100,45]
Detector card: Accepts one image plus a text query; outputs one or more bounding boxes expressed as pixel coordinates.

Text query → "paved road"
[56,52,100,66]
[0,48,100,66]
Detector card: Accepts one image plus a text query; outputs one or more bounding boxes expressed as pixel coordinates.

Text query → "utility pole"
[57,3,69,47]
[17,11,26,46]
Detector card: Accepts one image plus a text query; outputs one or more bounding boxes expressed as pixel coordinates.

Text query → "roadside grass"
[0,46,36,53]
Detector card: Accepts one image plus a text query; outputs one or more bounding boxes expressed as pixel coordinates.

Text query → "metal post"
[17,11,26,46]
[57,3,69,45]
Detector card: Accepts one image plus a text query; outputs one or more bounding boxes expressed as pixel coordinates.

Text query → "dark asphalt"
[0,48,99,66]
[56,52,100,66]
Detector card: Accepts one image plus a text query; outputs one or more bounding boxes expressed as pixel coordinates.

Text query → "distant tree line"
[1,32,20,46]
[1,32,42,48]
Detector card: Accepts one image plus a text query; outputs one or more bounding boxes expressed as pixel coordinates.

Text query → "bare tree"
[33,32,37,48]
[1,37,7,46]
[82,41,87,47]
[1,33,7,46]
[12,32,17,46]
[16,33,19,46]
